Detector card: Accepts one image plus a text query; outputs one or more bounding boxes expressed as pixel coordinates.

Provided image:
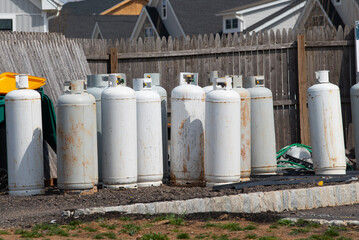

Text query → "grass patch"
[0,230,10,235]
[269,224,278,229]
[290,228,310,235]
[305,235,335,240]
[102,232,117,239]
[258,237,279,240]
[177,232,190,239]
[140,232,169,240]
[220,222,242,231]
[277,219,294,227]
[32,223,69,237]
[94,234,104,239]
[15,229,43,238]
[99,223,117,230]
[195,233,210,239]
[153,214,185,226]
[323,227,340,237]
[119,216,132,221]
[83,226,97,232]
[120,223,141,236]
[296,219,320,228]
[245,234,257,239]
[337,237,352,240]
[243,225,256,230]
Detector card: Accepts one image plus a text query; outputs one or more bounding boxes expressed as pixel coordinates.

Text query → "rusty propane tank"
[57,80,98,190]
[5,74,44,196]
[170,72,205,185]
[308,70,346,175]
[244,76,277,175]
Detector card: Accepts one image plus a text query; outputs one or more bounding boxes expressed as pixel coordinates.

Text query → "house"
[50,0,140,39]
[0,0,63,32]
[217,0,345,34]
[131,0,255,39]
[330,0,359,27]
[130,0,347,40]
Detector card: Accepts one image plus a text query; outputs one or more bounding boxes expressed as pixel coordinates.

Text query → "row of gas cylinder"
[4,69,348,196]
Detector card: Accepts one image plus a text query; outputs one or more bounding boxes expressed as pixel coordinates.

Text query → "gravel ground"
[1,175,358,229]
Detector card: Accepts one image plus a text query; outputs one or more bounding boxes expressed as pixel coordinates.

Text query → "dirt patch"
[0,213,358,240]
[0,177,358,229]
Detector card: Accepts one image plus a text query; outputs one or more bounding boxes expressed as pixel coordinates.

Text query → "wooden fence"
[0,31,91,179]
[75,25,356,151]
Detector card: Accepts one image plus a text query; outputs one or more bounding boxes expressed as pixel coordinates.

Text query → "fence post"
[110,47,118,73]
[297,35,310,145]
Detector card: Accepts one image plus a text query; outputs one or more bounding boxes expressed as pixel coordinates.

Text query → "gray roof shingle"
[50,15,138,39]
[61,0,124,15]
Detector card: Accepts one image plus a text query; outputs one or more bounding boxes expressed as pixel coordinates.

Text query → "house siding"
[155,0,183,37]
[241,2,290,30]
[332,0,359,27]
[0,0,45,32]
[262,10,302,32]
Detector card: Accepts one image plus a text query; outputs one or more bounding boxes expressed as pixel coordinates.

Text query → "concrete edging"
[61,182,359,218]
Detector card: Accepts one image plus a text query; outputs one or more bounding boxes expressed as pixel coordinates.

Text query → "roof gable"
[100,0,149,15]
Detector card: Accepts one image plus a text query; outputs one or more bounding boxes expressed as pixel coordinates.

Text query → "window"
[0,19,12,31]
[312,15,324,26]
[333,0,341,6]
[162,0,167,19]
[225,18,239,30]
[145,27,154,37]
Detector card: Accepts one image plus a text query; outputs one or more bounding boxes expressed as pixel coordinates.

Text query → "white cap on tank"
[15,74,29,89]
[315,70,330,84]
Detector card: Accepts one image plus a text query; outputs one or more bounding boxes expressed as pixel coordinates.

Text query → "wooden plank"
[297,35,310,145]
[110,47,119,73]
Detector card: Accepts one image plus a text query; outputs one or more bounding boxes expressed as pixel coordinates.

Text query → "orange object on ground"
[0,72,46,94]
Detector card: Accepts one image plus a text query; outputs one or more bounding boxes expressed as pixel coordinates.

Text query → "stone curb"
[61,182,359,218]
[283,217,359,226]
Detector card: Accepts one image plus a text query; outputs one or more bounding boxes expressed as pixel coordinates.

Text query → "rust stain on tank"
[179,119,186,130]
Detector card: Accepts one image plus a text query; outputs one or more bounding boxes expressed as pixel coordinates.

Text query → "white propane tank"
[351,75,359,170]
[102,74,137,188]
[308,70,346,175]
[144,73,169,182]
[57,80,97,190]
[205,77,241,186]
[244,76,277,175]
[232,75,251,181]
[204,71,218,93]
[134,78,163,187]
[170,72,205,185]
[87,74,108,184]
[86,73,126,183]
[5,74,44,196]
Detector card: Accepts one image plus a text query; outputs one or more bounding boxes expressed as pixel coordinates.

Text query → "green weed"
[258,237,279,240]
[94,234,104,239]
[245,233,257,239]
[277,219,294,227]
[195,233,210,239]
[0,230,10,235]
[290,227,310,235]
[269,224,278,229]
[120,223,141,236]
[177,232,190,239]
[99,223,117,230]
[296,219,320,228]
[118,216,132,221]
[220,222,242,231]
[323,227,340,237]
[140,232,170,240]
[102,232,117,239]
[243,225,256,230]
[83,226,97,232]
[15,229,43,238]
